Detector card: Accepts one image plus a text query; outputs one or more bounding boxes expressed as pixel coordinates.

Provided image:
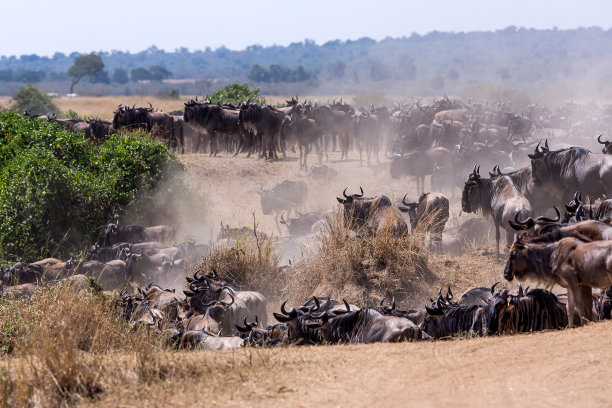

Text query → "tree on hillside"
[209,82,264,105]
[12,84,59,115]
[67,54,104,93]
[149,65,172,82]
[112,68,129,84]
[130,67,152,82]
[89,70,110,84]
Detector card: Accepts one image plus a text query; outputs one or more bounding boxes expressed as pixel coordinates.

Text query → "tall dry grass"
[287,210,435,308]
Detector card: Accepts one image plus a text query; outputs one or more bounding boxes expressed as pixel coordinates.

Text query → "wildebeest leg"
[495,223,500,254]
[209,132,216,156]
[193,132,202,153]
[299,143,304,169]
[580,285,594,322]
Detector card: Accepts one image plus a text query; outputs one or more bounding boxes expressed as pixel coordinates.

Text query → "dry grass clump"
[192,219,284,299]
[0,281,151,406]
[288,211,436,308]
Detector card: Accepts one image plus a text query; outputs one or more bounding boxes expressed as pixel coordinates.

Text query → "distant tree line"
[248,64,313,83]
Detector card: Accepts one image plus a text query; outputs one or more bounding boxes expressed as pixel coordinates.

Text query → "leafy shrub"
[209,82,265,105]
[11,84,59,116]
[0,112,182,262]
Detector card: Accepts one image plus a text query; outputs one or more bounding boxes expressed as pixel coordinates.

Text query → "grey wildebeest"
[353,111,380,166]
[390,147,452,195]
[504,237,612,326]
[462,166,533,253]
[336,187,408,237]
[239,103,285,159]
[597,134,612,155]
[183,99,246,157]
[280,113,323,169]
[260,180,308,232]
[103,221,145,246]
[279,211,324,237]
[529,140,612,204]
[399,192,449,249]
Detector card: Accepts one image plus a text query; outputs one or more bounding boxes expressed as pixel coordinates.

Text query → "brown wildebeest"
[336,187,408,237]
[399,192,449,250]
[113,104,181,152]
[504,237,612,326]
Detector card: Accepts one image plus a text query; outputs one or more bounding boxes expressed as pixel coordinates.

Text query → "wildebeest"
[279,211,324,236]
[596,287,612,319]
[485,284,568,334]
[597,134,612,155]
[457,282,499,307]
[399,192,449,249]
[113,104,181,152]
[462,166,533,253]
[353,111,380,166]
[184,100,246,157]
[504,237,612,326]
[103,221,145,246]
[529,140,612,203]
[76,259,128,290]
[239,103,285,159]
[390,147,452,194]
[280,113,323,169]
[143,225,175,242]
[336,187,408,237]
[260,180,308,232]
[420,302,487,339]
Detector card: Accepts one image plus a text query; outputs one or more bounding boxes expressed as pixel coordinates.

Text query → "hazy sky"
[2,0,611,56]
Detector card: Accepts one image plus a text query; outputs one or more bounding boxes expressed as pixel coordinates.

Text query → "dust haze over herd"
[2,3,612,407]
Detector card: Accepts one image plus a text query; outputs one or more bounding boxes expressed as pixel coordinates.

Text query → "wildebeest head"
[598,134,612,155]
[527,140,550,187]
[461,165,481,213]
[503,240,532,282]
[104,221,119,246]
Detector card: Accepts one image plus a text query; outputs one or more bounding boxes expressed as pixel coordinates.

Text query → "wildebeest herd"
[12,95,612,349]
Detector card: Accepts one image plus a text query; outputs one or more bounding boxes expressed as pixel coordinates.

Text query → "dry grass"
[192,216,284,299]
[287,211,435,308]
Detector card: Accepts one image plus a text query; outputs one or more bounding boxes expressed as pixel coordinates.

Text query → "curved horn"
[598,134,607,145]
[536,207,561,223]
[342,299,351,312]
[356,187,364,197]
[280,300,295,316]
[343,187,350,199]
[490,281,500,293]
[220,292,235,307]
[518,282,524,298]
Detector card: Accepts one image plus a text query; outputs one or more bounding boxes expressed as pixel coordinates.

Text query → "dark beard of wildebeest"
[336,187,408,237]
[420,303,487,339]
[399,192,449,249]
[280,114,323,169]
[272,300,326,345]
[390,147,452,195]
[529,140,612,205]
[238,103,285,160]
[112,104,180,152]
[485,287,568,335]
[563,192,612,223]
[462,166,532,254]
[183,100,247,157]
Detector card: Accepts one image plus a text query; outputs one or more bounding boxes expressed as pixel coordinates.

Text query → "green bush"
[0,112,182,262]
[11,84,59,116]
[209,82,265,105]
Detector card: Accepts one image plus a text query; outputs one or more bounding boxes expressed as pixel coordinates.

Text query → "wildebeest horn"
[425,305,443,316]
[220,292,235,307]
[490,281,500,293]
[312,296,320,311]
[356,187,364,197]
[517,282,524,298]
[343,187,350,199]
[447,286,453,300]
[280,300,296,316]
[534,141,541,154]
[597,134,608,145]
[536,207,561,223]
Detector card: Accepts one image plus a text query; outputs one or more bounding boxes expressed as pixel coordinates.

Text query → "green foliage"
[67,54,104,93]
[0,112,182,262]
[63,109,81,120]
[11,84,59,115]
[209,82,265,105]
[130,68,152,82]
[112,68,129,84]
[247,64,313,83]
[148,65,172,82]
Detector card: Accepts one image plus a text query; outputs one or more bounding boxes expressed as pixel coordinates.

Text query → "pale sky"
[2,0,611,57]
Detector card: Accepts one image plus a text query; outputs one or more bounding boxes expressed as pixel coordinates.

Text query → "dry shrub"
[288,210,435,308]
[0,281,149,406]
[192,217,283,298]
